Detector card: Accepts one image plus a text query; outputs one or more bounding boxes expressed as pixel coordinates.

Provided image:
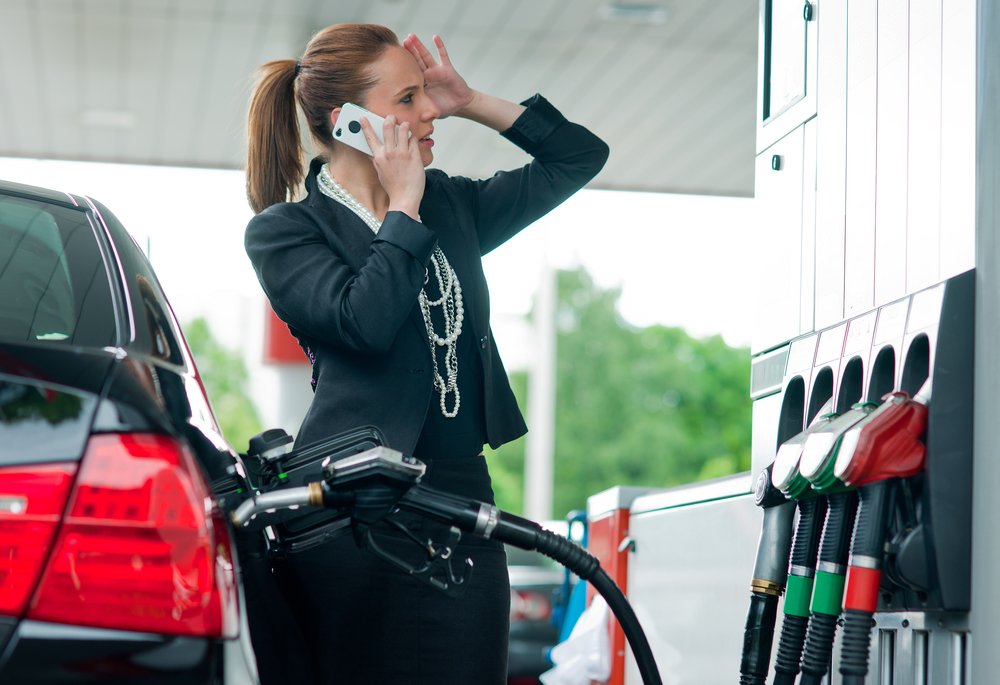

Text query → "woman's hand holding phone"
[359,114,424,221]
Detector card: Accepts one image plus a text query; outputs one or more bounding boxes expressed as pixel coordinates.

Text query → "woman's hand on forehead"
[403,34,474,118]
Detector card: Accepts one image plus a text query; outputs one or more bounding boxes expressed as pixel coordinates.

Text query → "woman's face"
[360,45,441,166]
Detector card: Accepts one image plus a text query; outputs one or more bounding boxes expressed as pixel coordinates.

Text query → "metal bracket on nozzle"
[359,522,473,598]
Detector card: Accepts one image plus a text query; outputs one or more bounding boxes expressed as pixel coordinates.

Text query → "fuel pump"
[763,402,838,685]
[738,400,833,685]
[832,384,930,685]
[790,401,880,685]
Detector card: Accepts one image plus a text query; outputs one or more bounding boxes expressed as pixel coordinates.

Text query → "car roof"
[0,178,86,209]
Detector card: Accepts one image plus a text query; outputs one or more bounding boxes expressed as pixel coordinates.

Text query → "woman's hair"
[246,24,399,213]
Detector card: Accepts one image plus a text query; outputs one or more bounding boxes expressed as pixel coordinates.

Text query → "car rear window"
[0,194,116,347]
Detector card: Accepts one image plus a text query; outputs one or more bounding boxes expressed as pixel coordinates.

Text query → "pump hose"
[738,592,778,685]
[501,514,663,685]
[838,479,897,683]
[398,486,663,685]
[772,496,828,685]
[798,490,859,684]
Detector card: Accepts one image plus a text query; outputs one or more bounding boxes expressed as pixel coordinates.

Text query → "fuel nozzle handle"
[772,496,828,685]
[740,465,795,685]
[798,490,859,685]
[229,481,355,527]
[751,464,795,587]
[838,478,898,684]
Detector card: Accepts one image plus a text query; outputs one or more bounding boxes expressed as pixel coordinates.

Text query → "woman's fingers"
[396,121,412,152]
[382,114,397,149]
[404,33,436,70]
[360,115,415,158]
[358,117,382,154]
[433,35,452,67]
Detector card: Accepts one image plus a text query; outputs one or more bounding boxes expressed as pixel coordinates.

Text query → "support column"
[970,0,1000,679]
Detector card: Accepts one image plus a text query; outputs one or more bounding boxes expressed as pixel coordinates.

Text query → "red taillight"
[0,463,77,615]
[511,588,553,622]
[28,433,238,638]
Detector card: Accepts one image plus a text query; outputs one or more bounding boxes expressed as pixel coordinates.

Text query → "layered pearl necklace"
[317,164,463,417]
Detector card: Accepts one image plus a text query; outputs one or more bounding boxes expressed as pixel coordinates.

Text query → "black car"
[0,179,258,683]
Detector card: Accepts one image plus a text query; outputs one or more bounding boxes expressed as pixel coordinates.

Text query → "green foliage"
[487,267,751,517]
[485,371,529,513]
[183,317,263,451]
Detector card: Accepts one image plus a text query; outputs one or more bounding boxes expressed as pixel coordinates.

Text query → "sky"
[0,156,756,348]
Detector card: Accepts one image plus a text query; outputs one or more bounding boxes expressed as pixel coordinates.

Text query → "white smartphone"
[332,103,385,156]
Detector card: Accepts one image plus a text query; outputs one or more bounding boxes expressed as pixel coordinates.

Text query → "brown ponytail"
[245,24,400,214]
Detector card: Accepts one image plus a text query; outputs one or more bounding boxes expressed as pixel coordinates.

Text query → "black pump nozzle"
[739,464,795,685]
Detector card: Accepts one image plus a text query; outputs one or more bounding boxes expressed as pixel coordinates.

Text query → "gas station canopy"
[0,0,757,197]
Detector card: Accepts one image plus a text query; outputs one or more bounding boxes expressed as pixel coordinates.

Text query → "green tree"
[183,317,263,451]
[484,370,529,512]
[487,267,751,516]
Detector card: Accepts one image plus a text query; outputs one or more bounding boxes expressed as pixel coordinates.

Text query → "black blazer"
[245,95,609,452]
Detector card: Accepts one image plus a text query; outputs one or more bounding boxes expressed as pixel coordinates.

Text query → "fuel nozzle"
[770,403,836,500]
[246,428,295,483]
[798,401,880,492]
[739,464,794,685]
[835,384,930,685]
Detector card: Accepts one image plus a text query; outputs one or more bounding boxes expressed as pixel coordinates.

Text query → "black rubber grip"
[790,497,828,567]
[739,592,779,684]
[851,480,896,560]
[818,490,859,565]
[531,525,601,580]
[839,608,877,680]
[799,612,839,682]
[772,613,810,683]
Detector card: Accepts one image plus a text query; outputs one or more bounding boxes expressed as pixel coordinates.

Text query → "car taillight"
[511,588,553,622]
[0,463,77,615]
[28,433,238,638]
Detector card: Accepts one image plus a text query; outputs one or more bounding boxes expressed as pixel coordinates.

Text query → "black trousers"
[258,455,511,685]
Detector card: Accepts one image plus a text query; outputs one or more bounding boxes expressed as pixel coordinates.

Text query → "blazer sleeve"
[245,206,437,354]
[454,94,610,255]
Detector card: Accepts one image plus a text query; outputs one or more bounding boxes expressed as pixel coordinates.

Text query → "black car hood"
[0,341,115,465]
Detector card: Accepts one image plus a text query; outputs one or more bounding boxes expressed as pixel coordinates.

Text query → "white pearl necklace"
[317,164,463,417]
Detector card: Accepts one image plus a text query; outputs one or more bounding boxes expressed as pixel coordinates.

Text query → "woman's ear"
[329,107,342,134]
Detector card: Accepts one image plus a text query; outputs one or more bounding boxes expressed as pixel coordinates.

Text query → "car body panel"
[0,621,221,683]
[0,179,256,683]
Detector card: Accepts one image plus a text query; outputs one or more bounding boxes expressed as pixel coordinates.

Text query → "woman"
[244,23,607,684]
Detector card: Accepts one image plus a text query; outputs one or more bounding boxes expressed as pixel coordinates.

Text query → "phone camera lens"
[335,128,342,137]
[348,120,361,134]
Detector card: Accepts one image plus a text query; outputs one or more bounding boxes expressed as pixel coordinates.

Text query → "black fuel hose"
[772,495,828,685]
[838,479,897,685]
[739,591,779,685]
[399,484,663,685]
[798,490,859,685]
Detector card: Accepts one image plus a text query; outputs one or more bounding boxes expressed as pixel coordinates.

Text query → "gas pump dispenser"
[738,399,833,685]
[767,412,830,685]
[790,399,878,685]
[737,270,972,684]
[767,396,878,685]
[832,384,930,684]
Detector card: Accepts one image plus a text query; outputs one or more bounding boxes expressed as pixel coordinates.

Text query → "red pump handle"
[843,392,927,486]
